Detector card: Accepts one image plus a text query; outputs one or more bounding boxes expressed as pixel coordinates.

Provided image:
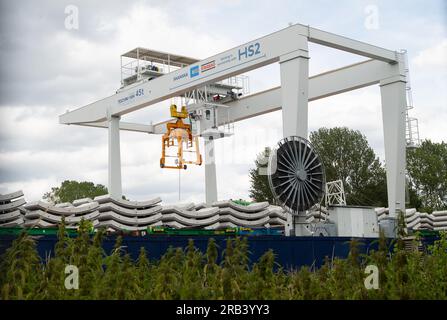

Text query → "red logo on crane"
[201,60,215,72]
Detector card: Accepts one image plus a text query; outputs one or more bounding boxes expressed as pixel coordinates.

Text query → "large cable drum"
[268,136,325,214]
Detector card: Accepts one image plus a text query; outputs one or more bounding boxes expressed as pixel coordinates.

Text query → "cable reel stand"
[268,136,326,236]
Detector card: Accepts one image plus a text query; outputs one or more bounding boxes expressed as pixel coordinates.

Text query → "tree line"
[249,127,447,212]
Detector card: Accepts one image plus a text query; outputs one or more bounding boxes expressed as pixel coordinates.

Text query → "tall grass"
[1,220,446,300]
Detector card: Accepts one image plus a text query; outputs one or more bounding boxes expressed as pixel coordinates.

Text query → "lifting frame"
[159,105,202,170]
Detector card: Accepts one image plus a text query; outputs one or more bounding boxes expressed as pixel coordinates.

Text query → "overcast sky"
[0,0,446,204]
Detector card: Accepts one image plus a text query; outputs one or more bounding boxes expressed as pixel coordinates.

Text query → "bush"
[0,222,446,300]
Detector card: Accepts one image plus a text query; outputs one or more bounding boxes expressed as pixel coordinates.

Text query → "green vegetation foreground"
[1,221,446,300]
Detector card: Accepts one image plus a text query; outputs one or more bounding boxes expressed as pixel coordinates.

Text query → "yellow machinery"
[160,104,202,169]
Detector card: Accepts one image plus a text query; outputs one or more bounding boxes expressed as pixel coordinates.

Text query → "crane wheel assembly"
[160,104,202,170]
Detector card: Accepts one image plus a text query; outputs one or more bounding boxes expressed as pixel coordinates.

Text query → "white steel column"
[380,75,407,217]
[204,138,217,205]
[279,45,309,138]
[108,115,122,199]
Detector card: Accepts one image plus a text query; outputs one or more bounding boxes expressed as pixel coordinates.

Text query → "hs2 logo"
[238,42,261,60]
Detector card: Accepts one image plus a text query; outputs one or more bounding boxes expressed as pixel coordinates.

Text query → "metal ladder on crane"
[401,49,420,148]
[401,50,421,205]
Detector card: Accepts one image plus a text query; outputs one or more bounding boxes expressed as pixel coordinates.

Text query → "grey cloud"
[0,0,147,108]
[0,107,107,152]
[0,0,445,203]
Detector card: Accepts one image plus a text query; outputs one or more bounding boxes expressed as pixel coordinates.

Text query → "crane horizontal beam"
[77,58,402,134]
[303,25,397,63]
[73,121,154,133]
[220,58,402,124]
[59,24,397,125]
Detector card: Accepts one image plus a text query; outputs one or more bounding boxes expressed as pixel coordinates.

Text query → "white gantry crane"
[59,23,409,218]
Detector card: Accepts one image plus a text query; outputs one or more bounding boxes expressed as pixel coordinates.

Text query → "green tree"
[309,127,387,207]
[248,147,276,203]
[43,180,108,204]
[407,139,447,212]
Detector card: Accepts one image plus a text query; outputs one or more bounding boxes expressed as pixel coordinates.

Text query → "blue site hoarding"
[0,235,438,269]
[0,235,375,269]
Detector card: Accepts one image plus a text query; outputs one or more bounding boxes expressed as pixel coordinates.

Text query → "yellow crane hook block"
[160,104,203,170]
[170,104,188,118]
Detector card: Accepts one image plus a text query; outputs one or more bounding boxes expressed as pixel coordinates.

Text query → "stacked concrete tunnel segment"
[2,190,447,234]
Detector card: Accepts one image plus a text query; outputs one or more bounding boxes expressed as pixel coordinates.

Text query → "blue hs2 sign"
[238,42,261,60]
[190,65,199,78]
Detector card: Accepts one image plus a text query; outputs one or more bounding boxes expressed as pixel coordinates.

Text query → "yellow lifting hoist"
[160,104,202,169]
